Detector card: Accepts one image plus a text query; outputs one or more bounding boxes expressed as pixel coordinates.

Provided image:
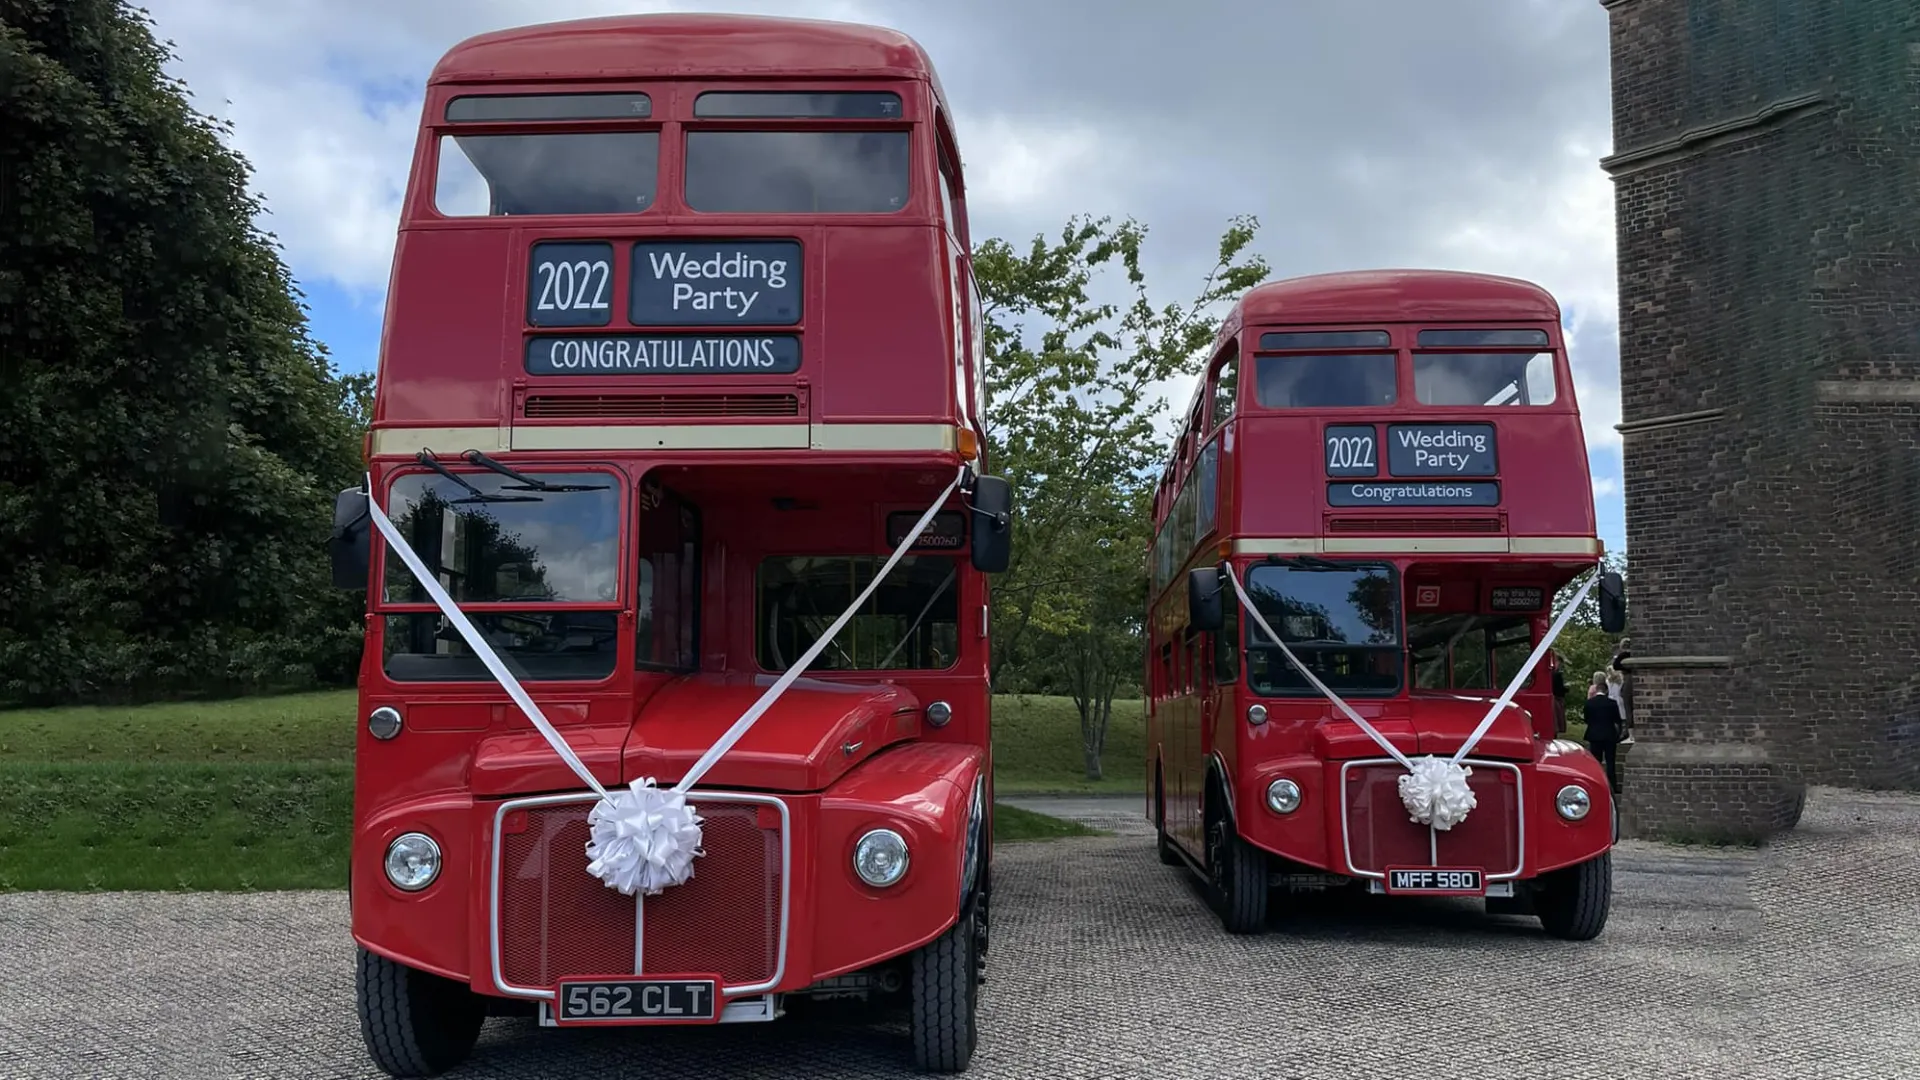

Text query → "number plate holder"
[552,974,723,1026]
[1382,866,1485,896]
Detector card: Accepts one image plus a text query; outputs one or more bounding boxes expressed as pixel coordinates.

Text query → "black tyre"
[1154,769,1181,866]
[909,903,979,1073]
[1535,851,1612,941]
[1205,786,1268,935]
[356,947,484,1078]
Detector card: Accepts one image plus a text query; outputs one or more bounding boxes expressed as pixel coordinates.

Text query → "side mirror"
[1187,566,1224,633]
[330,487,372,590]
[1596,570,1626,634]
[968,474,1013,574]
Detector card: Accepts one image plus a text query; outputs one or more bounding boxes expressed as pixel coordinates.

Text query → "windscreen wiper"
[1264,554,1348,571]
[414,450,540,504]
[462,449,608,493]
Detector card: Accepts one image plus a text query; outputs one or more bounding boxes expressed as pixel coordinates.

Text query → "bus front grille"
[492,794,788,995]
[1338,759,1524,879]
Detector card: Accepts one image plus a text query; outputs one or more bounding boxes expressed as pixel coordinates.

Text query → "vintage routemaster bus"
[1145,268,1625,939]
[325,14,1008,1076]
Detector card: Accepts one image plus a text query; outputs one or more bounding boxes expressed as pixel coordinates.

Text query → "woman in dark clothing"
[1583,673,1623,794]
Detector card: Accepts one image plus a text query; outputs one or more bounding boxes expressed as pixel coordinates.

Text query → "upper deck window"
[435,132,659,217]
[693,91,902,118]
[1253,330,1397,409]
[1413,329,1557,407]
[685,128,910,214]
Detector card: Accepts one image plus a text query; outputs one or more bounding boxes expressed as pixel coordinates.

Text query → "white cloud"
[1592,476,1620,499]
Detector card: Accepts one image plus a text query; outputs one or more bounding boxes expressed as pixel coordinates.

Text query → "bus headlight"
[1265,779,1302,814]
[1247,704,1268,726]
[1556,784,1592,821]
[854,828,910,888]
[384,832,441,891]
[926,701,953,727]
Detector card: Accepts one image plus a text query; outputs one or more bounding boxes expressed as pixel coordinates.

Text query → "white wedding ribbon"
[365,462,970,895]
[1224,563,1597,830]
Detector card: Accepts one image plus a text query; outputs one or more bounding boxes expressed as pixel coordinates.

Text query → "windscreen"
[380,469,621,682]
[1243,563,1401,695]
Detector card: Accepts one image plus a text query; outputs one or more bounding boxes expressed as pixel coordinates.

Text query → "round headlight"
[1556,784,1592,821]
[1247,704,1269,726]
[384,832,441,891]
[853,828,910,888]
[1266,778,1302,814]
[368,706,403,741]
[926,701,953,728]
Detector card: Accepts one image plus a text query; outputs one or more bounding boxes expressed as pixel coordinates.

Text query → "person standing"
[1609,636,1634,740]
[1583,672,1623,794]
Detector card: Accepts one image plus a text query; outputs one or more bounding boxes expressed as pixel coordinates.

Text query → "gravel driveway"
[0,788,1909,1079]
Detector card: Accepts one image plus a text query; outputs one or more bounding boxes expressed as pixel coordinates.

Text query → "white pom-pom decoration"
[1397,755,1478,831]
[584,777,706,896]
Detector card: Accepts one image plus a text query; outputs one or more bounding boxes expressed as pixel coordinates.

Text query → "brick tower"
[1601,0,1920,841]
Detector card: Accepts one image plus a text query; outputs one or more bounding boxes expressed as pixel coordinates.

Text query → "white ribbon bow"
[366,462,970,895]
[1225,563,1595,830]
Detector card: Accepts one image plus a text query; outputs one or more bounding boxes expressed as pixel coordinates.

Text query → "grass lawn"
[0,690,1124,890]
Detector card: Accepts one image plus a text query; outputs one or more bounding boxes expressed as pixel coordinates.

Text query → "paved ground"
[0,788,1910,1079]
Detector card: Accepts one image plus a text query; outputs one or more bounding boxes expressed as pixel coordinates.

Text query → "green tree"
[0,0,368,704]
[973,214,1269,775]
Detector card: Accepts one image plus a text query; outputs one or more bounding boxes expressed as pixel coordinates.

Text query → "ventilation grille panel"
[522,393,800,420]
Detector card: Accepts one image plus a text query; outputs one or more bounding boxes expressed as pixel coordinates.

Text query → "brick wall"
[1602,0,1920,840]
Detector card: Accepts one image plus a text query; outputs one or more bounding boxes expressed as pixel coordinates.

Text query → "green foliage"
[992,803,1100,842]
[0,0,368,705]
[973,215,1267,735]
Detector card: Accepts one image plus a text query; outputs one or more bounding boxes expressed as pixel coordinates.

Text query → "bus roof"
[431,13,945,91]
[1234,269,1561,327]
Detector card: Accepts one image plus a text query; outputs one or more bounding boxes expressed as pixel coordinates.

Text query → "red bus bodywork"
[1145,269,1622,939]
[329,14,1004,1075]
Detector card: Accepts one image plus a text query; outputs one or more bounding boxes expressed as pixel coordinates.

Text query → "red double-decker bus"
[325,14,1008,1075]
[1145,268,1625,939]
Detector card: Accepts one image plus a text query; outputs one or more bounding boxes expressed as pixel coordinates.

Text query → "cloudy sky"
[139,0,1627,552]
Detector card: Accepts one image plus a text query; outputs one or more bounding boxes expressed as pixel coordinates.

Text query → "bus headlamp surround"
[854,827,911,888]
[384,832,441,891]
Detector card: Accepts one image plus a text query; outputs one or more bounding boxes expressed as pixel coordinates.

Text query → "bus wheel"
[1205,787,1268,935]
[1154,769,1181,866]
[1534,851,1612,941]
[355,947,484,1078]
[909,902,979,1072]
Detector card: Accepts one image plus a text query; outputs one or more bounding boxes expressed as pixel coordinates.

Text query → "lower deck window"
[757,555,958,671]
[383,611,619,682]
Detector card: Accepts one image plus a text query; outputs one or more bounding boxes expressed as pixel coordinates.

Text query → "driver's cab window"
[757,555,960,671]
[1408,613,1534,691]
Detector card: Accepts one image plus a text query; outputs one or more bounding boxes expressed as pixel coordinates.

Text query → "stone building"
[1601,0,1919,841]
